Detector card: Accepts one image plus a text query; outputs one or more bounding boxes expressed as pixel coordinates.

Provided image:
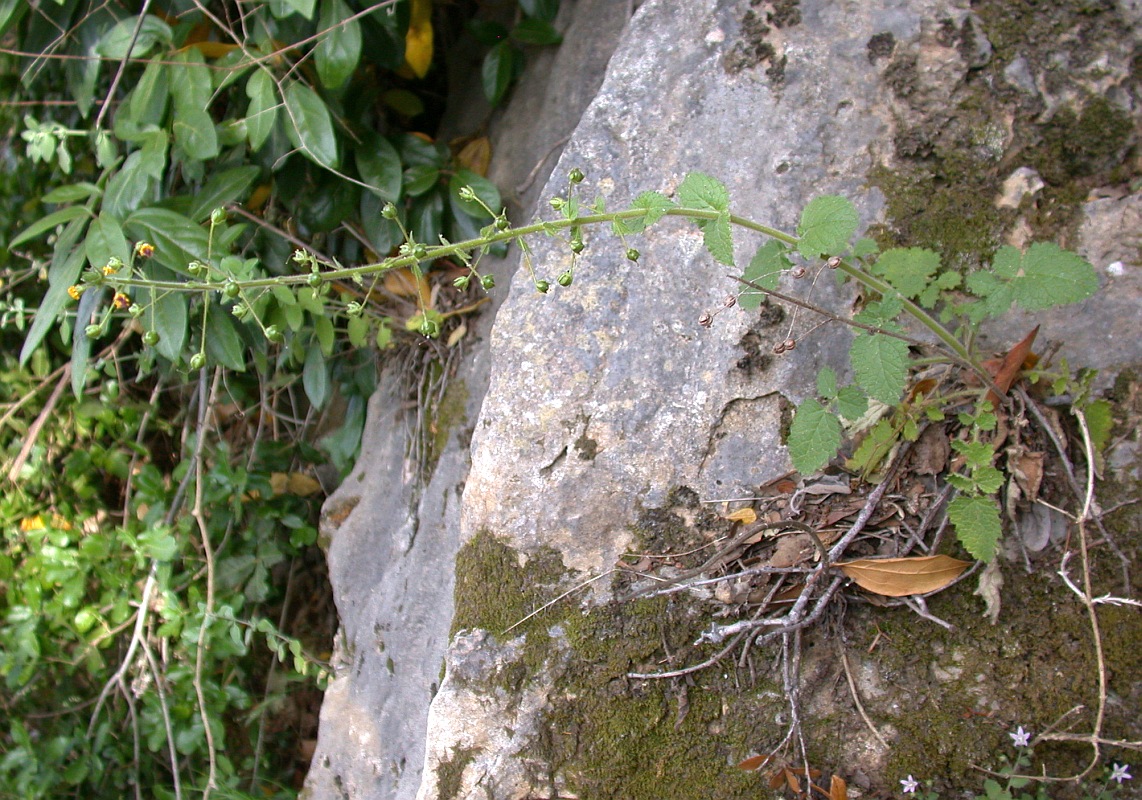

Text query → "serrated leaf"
[839,555,971,597]
[316,0,362,89]
[677,172,729,213]
[947,494,1001,562]
[788,399,841,475]
[797,195,858,258]
[850,332,909,404]
[872,247,940,299]
[347,314,369,347]
[614,191,674,234]
[816,366,838,399]
[1014,242,1099,311]
[245,69,278,152]
[836,386,868,420]
[284,81,339,169]
[739,240,789,309]
[704,212,734,266]
[357,132,402,202]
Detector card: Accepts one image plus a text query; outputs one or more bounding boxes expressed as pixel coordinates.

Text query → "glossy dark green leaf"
[510,18,562,46]
[449,169,501,217]
[127,57,170,127]
[284,81,339,168]
[173,105,219,161]
[410,192,443,247]
[270,0,315,19]
[303,341,329,409]
[95,15,171,59]
[71,286,101,397]
[357,133,402,202]
[467,19,509,46]
[42,183,102,204]
[168,50,212,117]
[84,213,130,271]
[19,227,87,365]
[482,41,514,107]
[152,290,187,362]
[518,0,559,22]
[402,164,439,197]
[10,205,92,249]
[204,305,247,371]
[245,69,277,152]
[103,151,155,218]
[124,208,210,275]
[187,166,260,223]
[315,0,361,90]
[0,0,29,39]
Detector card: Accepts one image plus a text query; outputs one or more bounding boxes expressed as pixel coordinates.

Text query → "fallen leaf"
[829,774,848,800]
[738,753,770,771]
[838,555,971,597]
[981,325,1039,406]
[455,136,492,177]
[725,507,757,524]
[383,267,432,306]
[911,423,950,476]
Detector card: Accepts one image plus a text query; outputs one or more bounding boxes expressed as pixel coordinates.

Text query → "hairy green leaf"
[947,494,1001,562]
[316,0,362,90]
[1013,242,1099,311]
[836,386,869,421]
[614,191,674,234]
[797,195,858,259]
[739,240,790,308]
[788,399,842,475]
[872,247,940,299]
[284,81,339,169]
[817,366,838,399]
[677,172,729,213]
[845,416,897,477]
[704,212,734,266]
[850,331,909,405]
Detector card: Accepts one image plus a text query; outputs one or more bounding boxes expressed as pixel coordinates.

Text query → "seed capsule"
[698,313,714,328]
[826,256,842,269]
[791,266,807,279]
[783,338,796,350]
[773,342,786,354]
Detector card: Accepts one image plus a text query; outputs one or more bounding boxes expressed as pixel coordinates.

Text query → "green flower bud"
[494,216,510,231]
[481,274,495,290]
[307,272,323,289]
[626,248,640,262]
[223,280,241,298]
[143,330,160,346]
[101,380,119,402]
[570,240,586,254]
[381,203,398,220]
[457,186,476,202]
[188,260,207,276]
[569,168,585,183]
[84,324,102,338]
[418,317,441,337]
[210,207,227,225]
[189,352,206,370]
[265,325,283,343]
[453,275,471,290]
[346,301,364,316]
[129,304,144,318]
[412,243,428,259]
[232,303,249,320]
[535,279,550,294]
[558,271,573,287]
[549,197,566,210]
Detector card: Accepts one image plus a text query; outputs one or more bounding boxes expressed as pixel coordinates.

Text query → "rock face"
[308,0,1142,798]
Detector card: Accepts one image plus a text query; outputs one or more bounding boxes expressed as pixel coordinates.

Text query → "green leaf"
[613,191,674,234]
[872,247,940,299]
[850,331,909,405]
[245,69,278,152]
[315,0,362,90]
[845,416,898,477]
[10,205,92,249]
[284,81,339,168]
[739,240,790,308]
[519,0,558,21]
[450,169,501,217]
[677,172,730,213]
[816,366,838,399]
[797,195,858,259]
[204,306,247,371]
[186,166,260,223]
[347,314,369,347]
[139,526,179,561]
[84,213,130,271]
[357,133,402,202]
[172,105,219,162]
[124,208,210,274]
[168,50,212,117]
[271,0,316,18]
[1013,242,1099,311]
[703,212,734,266]
[103,151,155,218]
[303,341,329,409]
[20,222,87,365]
[788,398,842,475]
[403,164,439,197]
[95,15,171,59]
[510,18,562,45]
[1084,399,1113,453]
[42,182,101,204]
[314,314,335,356]
[152,291,188,361]
[127,57,170,127]
[947,494,1001,562]
[836,386,869,421]
[482,41,514,106]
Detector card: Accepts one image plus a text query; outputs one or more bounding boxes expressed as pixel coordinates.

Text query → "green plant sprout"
[28,169,1098,564]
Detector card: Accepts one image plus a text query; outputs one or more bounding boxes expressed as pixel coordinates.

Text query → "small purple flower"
[1009,726,1031,748]
[1110,763,1132,784]
[900,775,919,794]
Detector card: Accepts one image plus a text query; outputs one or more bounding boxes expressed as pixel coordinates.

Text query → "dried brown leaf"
[737,753,770,771]
[726,507,757,524]
[829,774,848,800]
[838,555,971,597]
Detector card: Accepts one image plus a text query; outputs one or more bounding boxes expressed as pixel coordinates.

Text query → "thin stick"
[838,640,890,750]
[502,569,615,635]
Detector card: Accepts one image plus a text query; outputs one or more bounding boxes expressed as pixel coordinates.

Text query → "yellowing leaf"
[838,554,970,597]
[270,472,323,497]
[725,507,757,524]
[455,136,491,177]
[404,0,434,78]
[20,515,46,532]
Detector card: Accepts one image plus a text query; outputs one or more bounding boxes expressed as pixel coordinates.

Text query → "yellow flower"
[113,292,131,310]
[134,241,155,258]
[68,285,83,300]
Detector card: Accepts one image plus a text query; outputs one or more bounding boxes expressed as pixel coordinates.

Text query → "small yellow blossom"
[68,285,83,300]
[113,292,131,310]
[134,241,155,258]
[102,263,117,276]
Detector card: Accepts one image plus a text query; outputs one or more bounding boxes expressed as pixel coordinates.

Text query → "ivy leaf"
[788,398,842,475]
[677,172,729,213]
[1013,242,1099,311]
[357,132,402,202]
[739,240,790,308]
[850,331,909,405]
[947,494,1001,562]
[797,195,858,259]
[245,69,278,153]
[284,81,339,169]
[316,0,362,89]
[613,191,674,234]
[872,247,940,299]
[704,212,734,266]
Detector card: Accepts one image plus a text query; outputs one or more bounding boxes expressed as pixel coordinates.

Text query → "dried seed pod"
[783,338,796,351]
[773,341,786,354]
[698,313,714,328]
[826,256,842,269]
[790,266,807,279]
[723,294,737,308]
